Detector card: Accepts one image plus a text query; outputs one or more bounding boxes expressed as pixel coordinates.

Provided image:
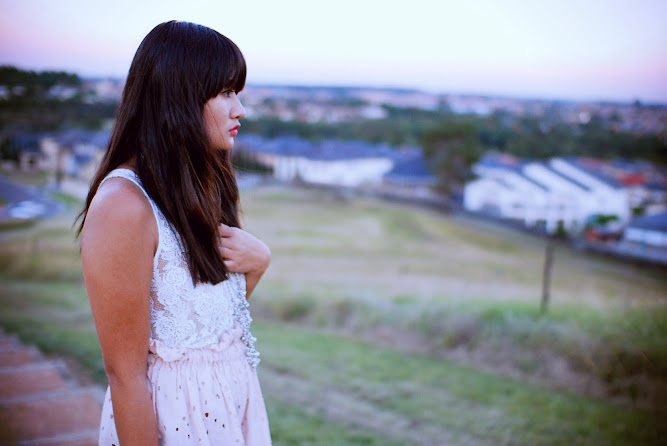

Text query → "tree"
[420,119,483,200]
[0,136,19,164]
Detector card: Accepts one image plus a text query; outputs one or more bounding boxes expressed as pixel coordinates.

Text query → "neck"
[119,157,138,171]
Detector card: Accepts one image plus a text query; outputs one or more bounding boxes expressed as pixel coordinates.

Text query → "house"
[465,153,569,232]
[9,133,44,171]
[623,212,667,248]
[550,157,634,224]
[464,153,665,234]
[237,135,396,187]
[464,174,552,225]
[38,129,110,184]
[382,149,438,199]
[235,135,439,195]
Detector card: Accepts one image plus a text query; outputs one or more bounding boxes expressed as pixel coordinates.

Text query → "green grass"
[49,190,84,207]
[254,291,667,406]
[0,274,410,445]
[0,166,50,187]
[0,222,82,280]
[0,217,37,231]
[255,321,664,446]
[265,396,405,446]
[0,274,105,380]
[1,186,666,445]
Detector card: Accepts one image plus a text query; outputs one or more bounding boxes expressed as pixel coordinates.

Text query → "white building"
[549,158,632,224]
[274,155,392,187]
[239,136,397,188]
[464,153,649,234]
[465,157,566,232]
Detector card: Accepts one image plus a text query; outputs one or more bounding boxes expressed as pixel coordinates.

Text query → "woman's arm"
[81,179,159,446]
[218,224,271,297]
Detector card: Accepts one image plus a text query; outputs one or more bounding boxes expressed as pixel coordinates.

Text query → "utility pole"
[541,241,554,314]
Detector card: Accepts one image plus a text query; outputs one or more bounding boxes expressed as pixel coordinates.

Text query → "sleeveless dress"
[96,169,271,445]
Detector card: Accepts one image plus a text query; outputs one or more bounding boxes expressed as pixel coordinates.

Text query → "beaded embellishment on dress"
[232,274,261,368]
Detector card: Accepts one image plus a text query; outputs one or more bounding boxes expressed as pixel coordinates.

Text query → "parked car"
[8,200,46,219]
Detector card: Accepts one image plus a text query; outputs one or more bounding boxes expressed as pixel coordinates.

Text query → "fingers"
[218,226,268,275]
[218,235,237,251]
[224,259,241,273]
[219,246,229,260]
[218,224,240,250]
[218,223,236,237]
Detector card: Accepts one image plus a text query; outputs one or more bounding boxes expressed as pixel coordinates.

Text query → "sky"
[1,0,666,103]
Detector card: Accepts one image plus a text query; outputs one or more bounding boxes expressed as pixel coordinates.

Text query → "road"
[0,173,62,219]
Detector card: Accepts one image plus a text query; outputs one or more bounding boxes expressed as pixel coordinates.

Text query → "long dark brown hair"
[78,21,246,285]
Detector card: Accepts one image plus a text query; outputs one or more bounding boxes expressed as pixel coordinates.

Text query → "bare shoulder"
[88,177,152,218]
[81,177,157,252]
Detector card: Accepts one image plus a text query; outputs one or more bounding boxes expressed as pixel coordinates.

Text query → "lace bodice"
[99,169,259,367]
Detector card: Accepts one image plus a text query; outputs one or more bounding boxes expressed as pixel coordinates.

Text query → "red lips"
[229,125,240,136]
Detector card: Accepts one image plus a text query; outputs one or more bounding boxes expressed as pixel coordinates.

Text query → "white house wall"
[272,155,393,187]
[464,174,552,225]
[522,163,581,229]
[464,178,506,213]
[274,156,299,182]
[625,228,667,248]
[466,157,639,233]
[465,165,594,232]
[298,158,393,187]
[481,169,549,210]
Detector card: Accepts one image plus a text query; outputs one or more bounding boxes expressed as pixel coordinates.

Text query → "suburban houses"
[237,86,667,137]
[464,152,667,241]
[8,130,440,202]
[624,212,667,249]
[236,135,667,259]
[235,134,439,201]
[2,127,665,263]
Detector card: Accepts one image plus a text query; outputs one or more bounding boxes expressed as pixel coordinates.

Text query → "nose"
[232,96,246,120]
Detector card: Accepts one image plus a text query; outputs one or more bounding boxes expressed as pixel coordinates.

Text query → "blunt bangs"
[141,21,246,105]
[199,25,246,100]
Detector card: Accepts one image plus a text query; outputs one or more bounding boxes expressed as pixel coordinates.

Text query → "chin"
[214,140,234,152]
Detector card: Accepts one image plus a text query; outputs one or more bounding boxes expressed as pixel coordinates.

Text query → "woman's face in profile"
[203,89,246,151]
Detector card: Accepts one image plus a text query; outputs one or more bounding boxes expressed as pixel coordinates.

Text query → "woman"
[78,21,272,445]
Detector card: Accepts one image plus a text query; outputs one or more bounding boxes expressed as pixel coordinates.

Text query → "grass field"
[1,183,665,445]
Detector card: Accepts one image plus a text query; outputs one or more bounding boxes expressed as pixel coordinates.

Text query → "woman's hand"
[218,224,270,297]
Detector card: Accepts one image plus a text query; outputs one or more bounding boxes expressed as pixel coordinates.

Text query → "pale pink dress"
[97,169,271,445]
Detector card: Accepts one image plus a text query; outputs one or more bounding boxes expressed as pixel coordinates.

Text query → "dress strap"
[100,168,150,202]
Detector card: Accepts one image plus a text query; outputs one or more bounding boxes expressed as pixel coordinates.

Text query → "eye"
[221,89,234,98]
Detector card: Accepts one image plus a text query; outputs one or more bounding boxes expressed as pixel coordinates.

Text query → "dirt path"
[0,330,104,446]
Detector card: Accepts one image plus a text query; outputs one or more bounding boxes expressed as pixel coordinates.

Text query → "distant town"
[2,74,666,135]
[240,84,667,137]
[1,69,666,265]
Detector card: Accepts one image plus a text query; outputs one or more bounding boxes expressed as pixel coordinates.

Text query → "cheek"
[204,107,221,136]
[204,102,227,126]
[203,106,213,131]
